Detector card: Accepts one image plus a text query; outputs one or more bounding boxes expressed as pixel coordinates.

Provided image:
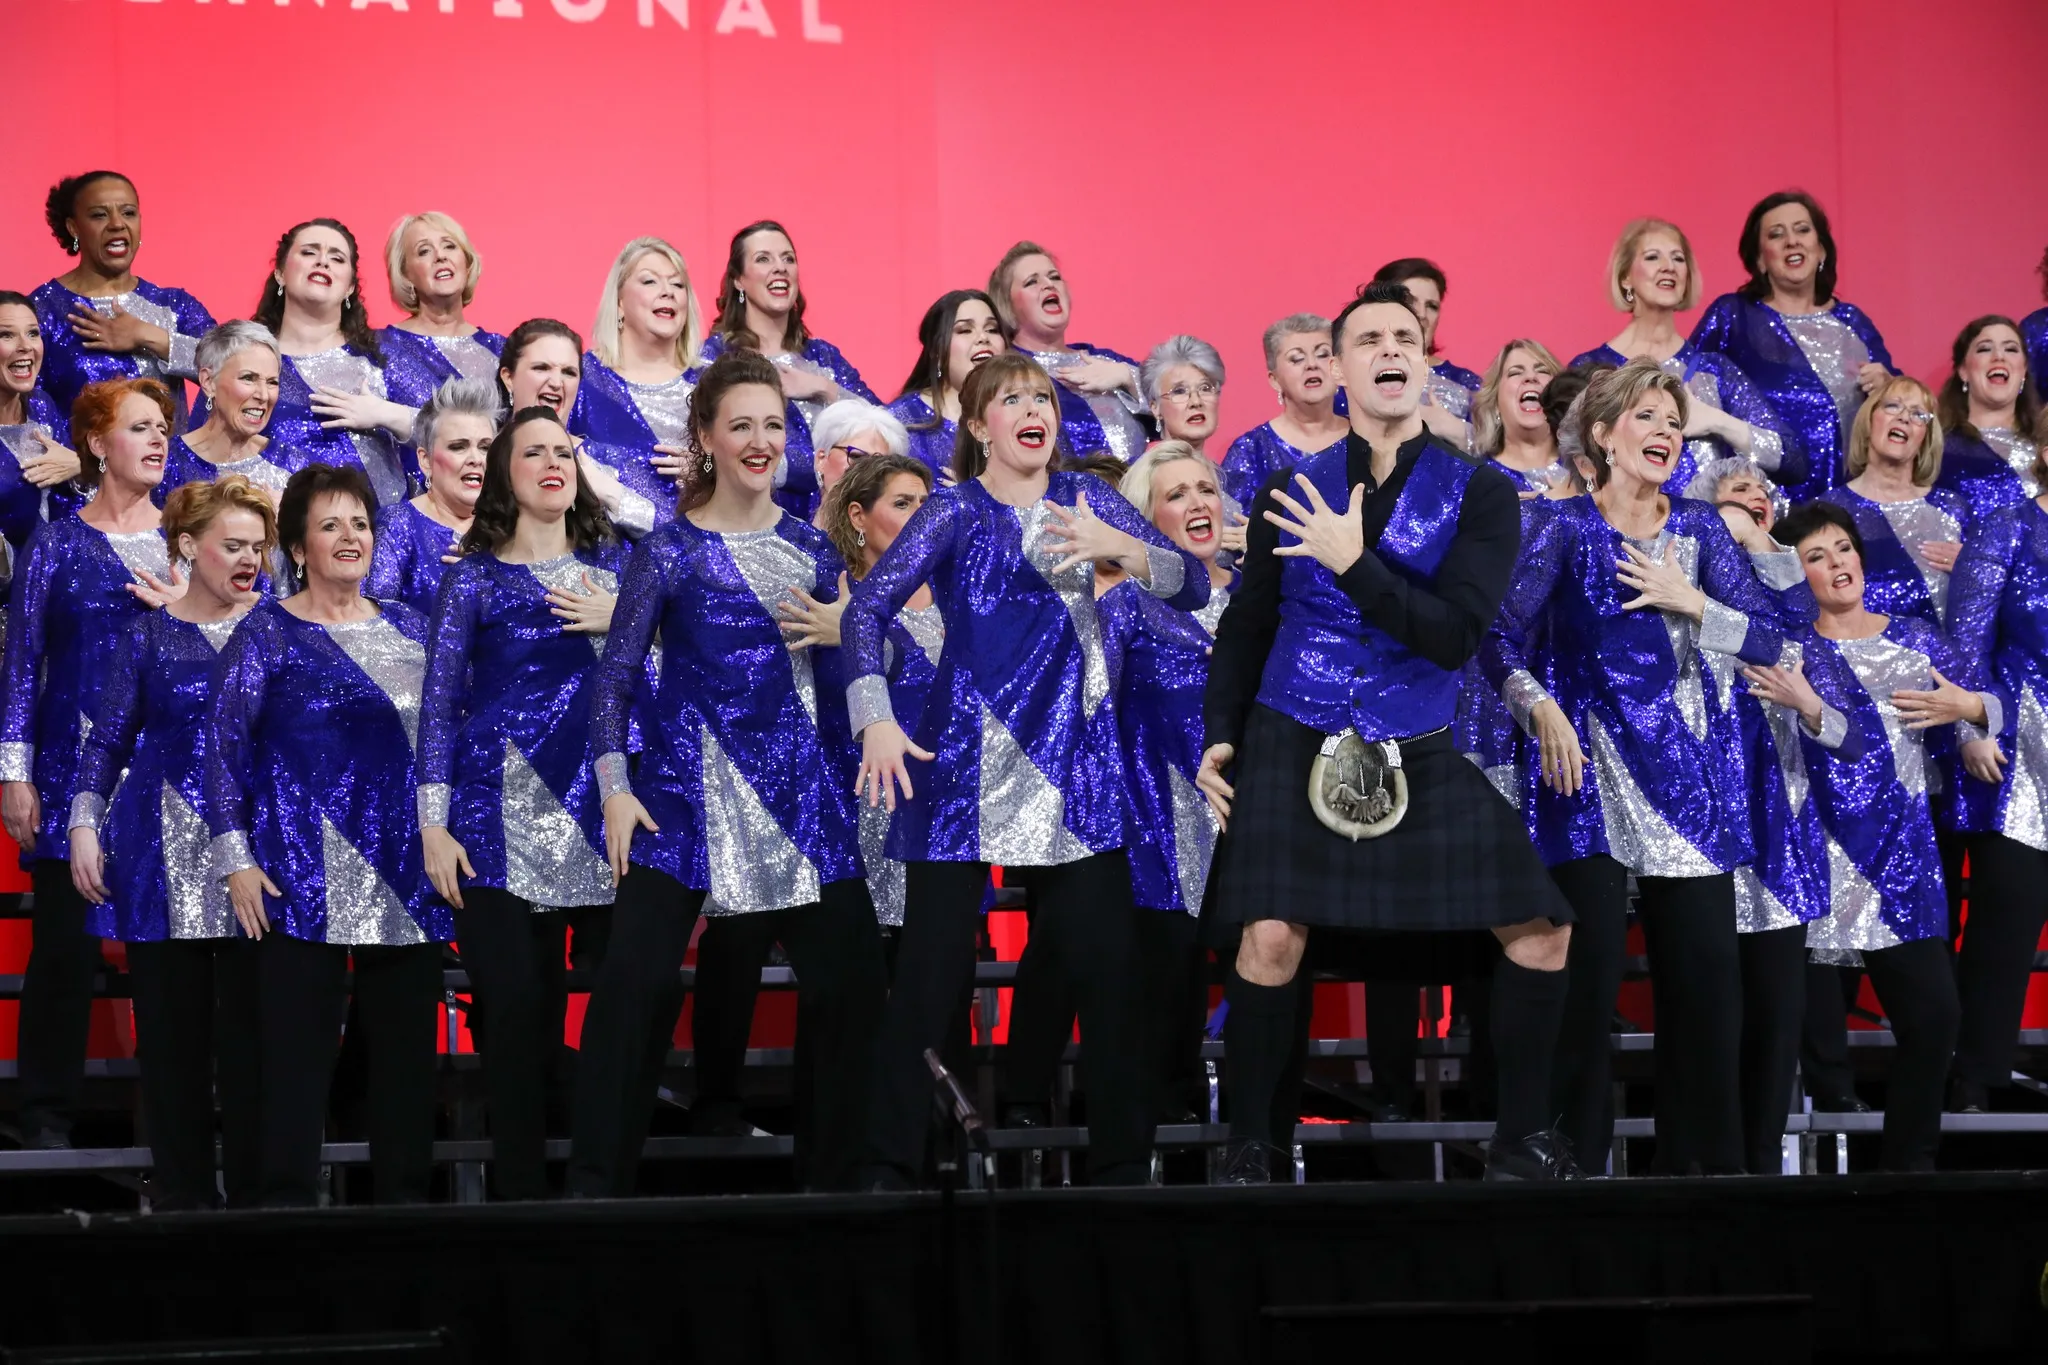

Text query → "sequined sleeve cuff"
[1747,426,1784,473]
[1502,669,1554,735]
[1139,543,1186,601]
[609,488,657,539]
[1960,693,2006,746]
[165,331,200,380]
[847,675,896,737]
[595,752,632,803]
[1747,548,1804,592]
[1811,704,1849,751]
[1698,598,1750,656]
[67,792,106,833]
[0,742,34,783]
[417,784,451,830]
[209,830,257,880]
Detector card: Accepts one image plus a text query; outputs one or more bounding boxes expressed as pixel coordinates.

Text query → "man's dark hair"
[1331,282,1421,354]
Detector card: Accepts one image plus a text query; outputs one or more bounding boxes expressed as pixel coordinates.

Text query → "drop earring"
[700,454,714,475]
[856,528,867,549]
[68,236,79,254]
[1621,285,1635,306]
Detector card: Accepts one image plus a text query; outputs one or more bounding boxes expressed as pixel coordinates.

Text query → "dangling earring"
[700,454,714,475]
[856,528,867,549]
[1621,285,1635,306]
[68,236,79,254]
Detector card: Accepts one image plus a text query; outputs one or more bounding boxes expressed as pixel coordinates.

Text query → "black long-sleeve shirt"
[1203,429,1521,751]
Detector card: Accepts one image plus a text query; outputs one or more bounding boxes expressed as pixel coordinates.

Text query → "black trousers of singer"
[689,911,779,1132]
[567,870,884,1196]
[17,862,109,1139]
[255,934,442,1207]
[126,937,262,1210]
[1861,936,1960,1170]
[870,853,1151,1184]
[452,892,573,1200]
[1800,962,1864,1105]
[1953,833,2048,1093]
[1550,858,1743,1174]
[1736,925,1808,1174]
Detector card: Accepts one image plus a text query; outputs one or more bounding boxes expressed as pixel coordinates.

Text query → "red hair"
[69,378,174,488]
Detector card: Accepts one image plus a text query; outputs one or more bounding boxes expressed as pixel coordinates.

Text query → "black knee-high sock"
[1224,965,1299,1145]
[1491,957,1569,1141]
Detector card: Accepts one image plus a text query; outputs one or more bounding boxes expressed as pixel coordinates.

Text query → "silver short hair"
[195,320,279,378]
[415,375,506,458]
[1140,334,1225,405]
[810,399,909,459]
[1684,453,1776,506]
[1261,313,1331,370]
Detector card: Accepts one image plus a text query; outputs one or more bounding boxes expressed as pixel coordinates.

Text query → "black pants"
[689,911,779,1131]
[255,934,442,1207]
[1800,962,1864,1104]
[871,853,1150,1183]
[568,869,883,1195]
[1551,858,1743,1174]
[1862,936,1960,1171]
[1952,833,2048,1091]
[126,937,262,1210]
[17,861,107,1138]
[1366,979,1422,1116]
[453,891,572,1200]
[1736,925,1807,1174]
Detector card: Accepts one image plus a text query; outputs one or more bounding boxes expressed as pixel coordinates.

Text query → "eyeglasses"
[832,443,885,461]
[1878,400,1933,425]
[1161,382,1220,405]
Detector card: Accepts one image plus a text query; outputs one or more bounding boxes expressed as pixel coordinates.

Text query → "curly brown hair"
[42,170,131,253]
[819,453,931,575]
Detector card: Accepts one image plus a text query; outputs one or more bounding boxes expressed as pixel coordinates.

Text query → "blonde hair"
[162,472,279,558]
[1575,358,1690,491]
[592,237,705,372]
[1607,218,1701,312]
[987,240,1056,333]
[384,211,482,313]
[1845,377,1944,487]
[1120,440,1210,520]
[1472,338,1563,457]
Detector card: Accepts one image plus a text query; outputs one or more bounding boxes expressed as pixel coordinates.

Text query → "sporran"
[1307,729,1408,841]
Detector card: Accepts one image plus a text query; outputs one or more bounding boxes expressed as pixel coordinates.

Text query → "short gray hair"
[1684,453,1776,505]
[811,399,908,459]
[416,375,506,457]
[195,320,279,378]
[1261,313,1331,370]
[1140,334,1226,405]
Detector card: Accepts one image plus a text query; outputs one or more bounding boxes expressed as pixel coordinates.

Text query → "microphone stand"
[926,1048,1001,1364]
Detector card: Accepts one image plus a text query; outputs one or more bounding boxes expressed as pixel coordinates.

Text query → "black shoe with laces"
[1217,1137,1277,1186]
[1484,1129,1585,1182]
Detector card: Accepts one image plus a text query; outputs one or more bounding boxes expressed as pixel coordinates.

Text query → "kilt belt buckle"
[1308,727,1410,842]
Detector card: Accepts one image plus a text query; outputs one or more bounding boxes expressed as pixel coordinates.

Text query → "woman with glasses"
[1141,336,1225,462]
[1934,316,2044,518]
[1819,381,1967,629]
[805,400,911,520]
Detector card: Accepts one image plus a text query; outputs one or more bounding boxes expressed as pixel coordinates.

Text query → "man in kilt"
[1197,282,1579,1183]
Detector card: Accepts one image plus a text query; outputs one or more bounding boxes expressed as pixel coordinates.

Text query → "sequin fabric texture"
[205,598,450,945]
[589,515,861,912]
[842,470,1208,867]
[1021,344,1148,463]
[418,546,627,909]
[886,393,958,478]
[0,520,168,860]
[1792,619,1966,955]
[72,611,245,940]
[860,603,946,926]
[1688,295,1893,504]
[1946,499,2048,852]
[269,347,415,508]
[1936,429,2043,518]
[1456,484,1569,809]
[29,278,214,422]
[158,434,305,508]
[1569,342,1797,495]
[695,335,880,519]
[376,327,506,410]
[0,390,83,559]
[566,353,687,538]
[1816,485,1968,627]
[1099,579,1227,914]
[1425,360,1482,423]
[365,500,462,617]
[1482,497,1785,874]
[1218,422,1348,509]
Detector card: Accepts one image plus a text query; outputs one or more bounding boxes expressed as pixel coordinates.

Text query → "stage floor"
[0,1173,2043,1364]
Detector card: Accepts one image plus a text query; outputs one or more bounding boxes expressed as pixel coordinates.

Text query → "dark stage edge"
[1,1174,2045,1364]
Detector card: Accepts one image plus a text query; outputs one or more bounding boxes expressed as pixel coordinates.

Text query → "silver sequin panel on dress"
[208,452,295,501]
[430,334,502,383]
[1778,312,1871,436]
[767,354,831,432]
[81,292,189,379]
[325,614,427,752]
[501,740,615,909]
[858,799,905,927]
[525,555,619,659]
[1028,350,1148,462]
[1015,504,1110,717]
[722,530,817,724]
[1165,763,1218,916]
[1426,368,1474,421]
[321,814,428,946]
[697,723,820,914]
[898,603,945,666]
[627,373,697,449]
[1997,685,2048,853]
[293,348,406,506]
[1195,586,1231,636]
[1585,711,1722,878]
[1981,428,2044,499]
[103,527,171,583]
[1873,498,1963,617]
[162,781,237,939]
[976,701,1092,868]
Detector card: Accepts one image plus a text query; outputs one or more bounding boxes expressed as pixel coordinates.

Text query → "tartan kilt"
[1201,704,1571,947]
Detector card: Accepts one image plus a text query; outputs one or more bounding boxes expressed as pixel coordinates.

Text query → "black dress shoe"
[1484,1129,1584,1182]
[23,1126,71,1152]
[1365,1096,1414,1124]
[1000,1102,1050,1130]
[1811,1091,1873,1114]
[1947,1077,1988,1115]
[1216,1137,1277,1186]
[861,1164,916,1193]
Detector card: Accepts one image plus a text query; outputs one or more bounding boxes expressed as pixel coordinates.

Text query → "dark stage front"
[0,1174,2045,1364]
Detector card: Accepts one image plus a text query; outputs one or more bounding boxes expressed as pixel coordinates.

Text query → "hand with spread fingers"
[1264,473,1363,575]
[1615,543,1706,620]
[1892,667,1988,731]
[548,572,618,635]
[1040,488,1152,579]
[778,572,850,651]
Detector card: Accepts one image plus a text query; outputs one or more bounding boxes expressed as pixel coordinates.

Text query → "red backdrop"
[6,0,2048,1055]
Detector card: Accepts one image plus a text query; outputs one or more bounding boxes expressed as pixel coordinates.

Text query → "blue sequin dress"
[1936,428,2042,518]
[375,327,506,410]
[1483,497,1785,873]
[71,609,247,941]
[418,547,627,909]
[1688,295,1893,503]
[268,347,416,508]
[858,602,946,926]
[1018,344,1148,463]
[695,335,879,518]
[589,514,861,911]
[158,434,308,506]
[566,353,685,537]
[1569,341,1798,495]
[1425,359,1482,422]
[0,518,169,862]
[1945,499,2048,851]
[365,500,462,617]
[1818,485,1970,627]
[0,390,85,565]
[841,470,1208,866]
[205,598,450,945]
[886,393,957,478]
[1217,422,1347,509]
[29,279,215,423]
